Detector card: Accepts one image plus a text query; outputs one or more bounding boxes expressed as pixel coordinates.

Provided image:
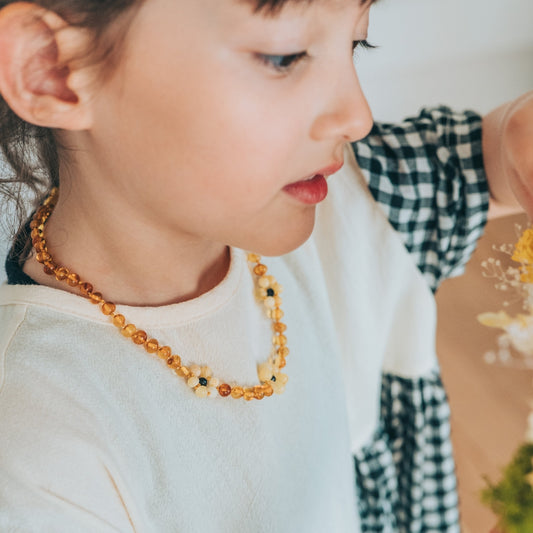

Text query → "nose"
[310,62,373,144]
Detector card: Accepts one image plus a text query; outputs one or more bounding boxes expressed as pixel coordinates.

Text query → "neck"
[24,188,231,307]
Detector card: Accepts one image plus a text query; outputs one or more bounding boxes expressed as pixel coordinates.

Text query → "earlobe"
[0,2,95,130]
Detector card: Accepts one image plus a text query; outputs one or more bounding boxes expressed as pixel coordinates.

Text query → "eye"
[352,40,377,58]
[256,51,308,73]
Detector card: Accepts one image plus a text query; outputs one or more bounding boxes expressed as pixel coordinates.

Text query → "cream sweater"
[0,148,437,532]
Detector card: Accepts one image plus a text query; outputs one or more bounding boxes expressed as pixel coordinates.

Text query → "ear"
[0,2,97,130]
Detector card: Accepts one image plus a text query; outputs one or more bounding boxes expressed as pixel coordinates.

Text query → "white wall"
[1,0,532,283]
[356,0,533,121]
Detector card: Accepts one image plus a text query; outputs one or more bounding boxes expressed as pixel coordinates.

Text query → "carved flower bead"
[257,275,283,309]
[257,362,288,395]
[187,365,218,398]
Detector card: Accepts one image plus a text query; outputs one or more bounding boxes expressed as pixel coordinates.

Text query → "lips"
[282,161,344,205]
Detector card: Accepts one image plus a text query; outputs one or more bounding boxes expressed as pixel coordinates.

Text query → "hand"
[483,91,533,219]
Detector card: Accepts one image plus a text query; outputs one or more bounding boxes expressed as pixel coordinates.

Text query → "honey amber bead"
[157,346,172,359]
[272,309,284,321]
[144,339,159,354]
[30,219,39,230]
[176,366,191,378]
[166,356,181,368]
[218,384,232,397]
[247,253,260,263]
[79,282,94,295]
[67,273,80,287]
[254,264,267,276]
[101,302,116,315]
[243,389,255,401]
[35,252,51,264]
[55,267,69,281]
[262,384,274,397]
[273,322,286,333]
[274,296,282,306]
[276,357,286,369]
[121,324,137,337]
[34,241,45,253]
[112,314,126,328]
[278,346,289,357]
[132,330,147,345]
[231,386,244,399]
[89,292,103,304]
[43,263,55,275]
[273,334,287,346]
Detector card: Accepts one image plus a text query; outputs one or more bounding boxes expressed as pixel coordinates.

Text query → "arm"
[483,91,533,218]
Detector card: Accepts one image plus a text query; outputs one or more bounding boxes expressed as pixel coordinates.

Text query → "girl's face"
[86,0,373,256]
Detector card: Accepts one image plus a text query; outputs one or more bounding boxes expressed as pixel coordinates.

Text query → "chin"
[254,219,316,258]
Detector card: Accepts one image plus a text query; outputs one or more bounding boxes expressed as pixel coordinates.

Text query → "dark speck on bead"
[199,377,208,387]
[267,288,275,297]
[271,375,277,382]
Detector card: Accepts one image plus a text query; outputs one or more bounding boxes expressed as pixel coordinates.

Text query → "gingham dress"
[351,106,489,532]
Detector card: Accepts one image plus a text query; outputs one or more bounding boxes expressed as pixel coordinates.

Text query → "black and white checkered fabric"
[350,107,490,532]
[353,106,489,294]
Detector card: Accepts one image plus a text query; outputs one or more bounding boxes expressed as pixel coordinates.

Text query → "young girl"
[0,0,531,531]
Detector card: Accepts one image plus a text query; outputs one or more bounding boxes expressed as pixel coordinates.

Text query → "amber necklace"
[30,188,289,400]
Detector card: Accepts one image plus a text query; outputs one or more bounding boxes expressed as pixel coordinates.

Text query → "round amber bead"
[112,314,126,328]
[276,357,286,369]
[67,273,80,287]
[254,264,267,276]
[55,267,69,281]
[243,389,255,401]
[218,384,232,397]
[43,262,55,275]
[278,346,289,357]
[176,366,191,378]
[35,252,52,263]
[144,339,159,353]
[101,302,116,315]
[79,282,94,296]
[247,253,260,263]
[166,356,181,368]
[121,324,137,337]
[262,384,274,397]
[231,386,244,399]
[273,334,287,346]
[273,322,286,333]
[132,330,147,345]
[157,346,172,359]
[272,309,284,321]
[89,292,103,304]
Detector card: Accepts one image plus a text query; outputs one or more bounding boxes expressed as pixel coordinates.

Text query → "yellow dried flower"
[512,228,533,282]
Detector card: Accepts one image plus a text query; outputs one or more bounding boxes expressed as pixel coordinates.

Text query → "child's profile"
[0,0,531,531]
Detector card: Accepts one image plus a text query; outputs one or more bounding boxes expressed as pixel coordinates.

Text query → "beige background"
[437,212,533,532]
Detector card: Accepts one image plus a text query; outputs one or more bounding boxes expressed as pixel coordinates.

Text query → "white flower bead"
[264,297,276,309]
[195,386,209,398]
[190,364,201,377]
[187,376,200,388]
[209,377,219,388]
[258,276,270,288]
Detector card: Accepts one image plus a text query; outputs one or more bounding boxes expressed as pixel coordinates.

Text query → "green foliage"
[481,443,533,533]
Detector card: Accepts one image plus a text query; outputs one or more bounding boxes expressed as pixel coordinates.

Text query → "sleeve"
[351,106,490,293]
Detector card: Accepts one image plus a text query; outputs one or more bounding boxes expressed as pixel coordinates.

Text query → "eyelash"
[257,40,376,73]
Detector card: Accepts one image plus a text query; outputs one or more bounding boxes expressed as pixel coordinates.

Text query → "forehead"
[242,0,376,16]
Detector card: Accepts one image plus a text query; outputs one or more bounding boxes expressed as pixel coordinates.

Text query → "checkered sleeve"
[351,106,490,293]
